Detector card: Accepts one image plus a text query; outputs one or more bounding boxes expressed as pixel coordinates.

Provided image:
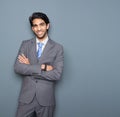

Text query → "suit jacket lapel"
[38,39,54,63]
[29,38,38,64]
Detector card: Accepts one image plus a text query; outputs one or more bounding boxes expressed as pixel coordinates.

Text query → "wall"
[0,0,120,117]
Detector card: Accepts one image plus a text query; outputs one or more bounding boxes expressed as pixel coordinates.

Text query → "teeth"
[37,32,42,34]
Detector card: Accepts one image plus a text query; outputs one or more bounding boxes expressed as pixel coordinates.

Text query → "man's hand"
[18,54,30,64]
[41,64,53,71]
[18,54,53,71]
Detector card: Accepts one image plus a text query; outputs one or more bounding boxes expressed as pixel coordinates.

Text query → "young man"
[14,12,64,117]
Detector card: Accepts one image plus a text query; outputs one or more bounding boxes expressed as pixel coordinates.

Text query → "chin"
[37,36,45,40]
[38,35,42,38]
[35,32,47,40]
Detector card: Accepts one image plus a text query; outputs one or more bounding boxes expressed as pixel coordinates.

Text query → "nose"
[37,25,41,30]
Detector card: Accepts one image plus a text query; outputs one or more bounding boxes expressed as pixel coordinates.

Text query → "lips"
[37,31,43,35]
[36,31,44,37]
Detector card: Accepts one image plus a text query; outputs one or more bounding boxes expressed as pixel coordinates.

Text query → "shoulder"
[48,39,64,55]
[19,38,35,49]
[22,38,35,44]
[49,39,63,49]
[20,38,35,47]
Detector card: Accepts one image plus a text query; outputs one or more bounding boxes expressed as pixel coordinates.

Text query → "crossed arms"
[14,41,64,81]
[18,54,53,71]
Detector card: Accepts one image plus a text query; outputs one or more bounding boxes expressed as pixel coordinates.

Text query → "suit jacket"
[14,38,64,106]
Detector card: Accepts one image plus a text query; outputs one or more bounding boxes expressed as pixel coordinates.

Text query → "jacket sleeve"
[33,45,64,81]
[14,41,42,76]
[14,41,64,81]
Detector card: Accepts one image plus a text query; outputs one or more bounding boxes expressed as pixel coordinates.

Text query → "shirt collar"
[36,36,49,46]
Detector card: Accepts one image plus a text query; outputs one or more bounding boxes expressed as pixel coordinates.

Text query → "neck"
[37,34,48,42]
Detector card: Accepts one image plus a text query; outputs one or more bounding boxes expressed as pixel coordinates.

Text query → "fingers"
[18,54,30,64]
[41,64,45,70]
[41,64,54,71]
[46,65,53,71]
[18,55,26,63]
[21,53,27,59]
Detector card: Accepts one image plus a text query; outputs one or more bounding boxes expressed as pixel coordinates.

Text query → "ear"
[47,23,50,30]
[32,27,34,31]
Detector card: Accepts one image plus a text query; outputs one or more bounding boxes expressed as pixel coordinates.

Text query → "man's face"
[32,18,49,40]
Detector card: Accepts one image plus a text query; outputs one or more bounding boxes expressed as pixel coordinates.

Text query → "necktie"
[37,42,43,58]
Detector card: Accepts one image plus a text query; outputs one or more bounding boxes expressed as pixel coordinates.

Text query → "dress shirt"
[36,36,49,53]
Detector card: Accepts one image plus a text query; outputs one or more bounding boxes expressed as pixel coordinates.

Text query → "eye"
[40,22,46,26]
[32,24,37,28]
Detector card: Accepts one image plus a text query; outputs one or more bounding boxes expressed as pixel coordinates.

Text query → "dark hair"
[29,12,50,26]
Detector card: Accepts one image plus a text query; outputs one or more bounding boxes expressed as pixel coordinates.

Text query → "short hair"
[29,12,50,27]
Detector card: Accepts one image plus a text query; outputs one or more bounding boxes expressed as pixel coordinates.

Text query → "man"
[14,12,64,117]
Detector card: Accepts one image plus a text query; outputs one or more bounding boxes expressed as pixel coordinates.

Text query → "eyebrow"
[33,22,46,26]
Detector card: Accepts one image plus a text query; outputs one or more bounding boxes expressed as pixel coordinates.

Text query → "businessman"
[14,12,64,117]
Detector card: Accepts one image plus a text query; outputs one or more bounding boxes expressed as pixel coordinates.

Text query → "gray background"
[0,0,120,117]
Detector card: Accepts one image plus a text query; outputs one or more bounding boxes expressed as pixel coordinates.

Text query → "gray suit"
[14,38,64,107]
